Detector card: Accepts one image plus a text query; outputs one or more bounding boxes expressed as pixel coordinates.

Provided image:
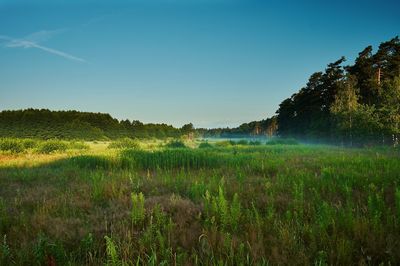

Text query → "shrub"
[249,140,262,146]
[21,139,39,149]
[215,141,232,147]
[68,141,89,150]
[108,138,139,149]
[237,140,249,145]
[198,142,213,149]
[229,140,238,146]
[0,138,25,153]
[165,140,187,149]
[37,140,67,154]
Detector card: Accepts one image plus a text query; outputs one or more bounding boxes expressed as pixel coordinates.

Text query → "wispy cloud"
[0,30,86,63]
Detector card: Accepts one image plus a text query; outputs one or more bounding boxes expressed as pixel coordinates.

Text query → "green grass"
[108,138,139,150]
[0,141,399,265]
[0,138,90,154]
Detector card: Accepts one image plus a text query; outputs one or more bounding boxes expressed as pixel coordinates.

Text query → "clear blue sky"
[0,0,399,128]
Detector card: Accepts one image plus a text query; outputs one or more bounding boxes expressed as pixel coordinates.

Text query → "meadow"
[0,138,399,265]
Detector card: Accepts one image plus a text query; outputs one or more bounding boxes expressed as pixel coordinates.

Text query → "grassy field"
[0,138,399,265]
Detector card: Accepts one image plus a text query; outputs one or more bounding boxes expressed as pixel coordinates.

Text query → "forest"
[276,37,400,146]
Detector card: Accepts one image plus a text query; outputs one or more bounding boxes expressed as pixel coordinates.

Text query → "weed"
[131,192,145,226]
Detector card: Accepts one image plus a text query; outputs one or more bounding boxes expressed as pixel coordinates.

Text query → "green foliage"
[230,193,242,231]
[131,192,145,226]
[204,186,242,231]
[165,140,187,149]
[1,143,400,264]
[71,155,115,170]
[248,140,262,145]
[0,235,11,265]
[0,198,9,233]
[121,149,239,170]
[396,187,400,220]
[214,140,232,147]
[33,234,67,265]
[0,138,90,154]
[0,109,186,140]
[236,139,249,145]
[198,142,213,149]
[36,140,67,154]
[68,140,89,150]
[21,138,39,149]
[105,236,120,266]
[108,138,139,149]
[79,233,94,257]
[276,37,400,146]
[0,138,25,153]
[137,204,175,264]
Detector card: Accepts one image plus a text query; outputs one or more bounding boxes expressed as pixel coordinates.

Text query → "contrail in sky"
[0,31,86,63]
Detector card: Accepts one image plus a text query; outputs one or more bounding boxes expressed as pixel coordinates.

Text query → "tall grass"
[131,192,145,226]
[120,149,251,170]
[108,138,139,149]
[0,143,399,264]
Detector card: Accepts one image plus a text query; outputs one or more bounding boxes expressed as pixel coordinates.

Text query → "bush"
[249,140,262,146]
[229,140,238,146]
[37,140,67,154]
[237,140,249,145]
[215,141,232,147]
[108,138,139,149]
[0,138,25,153]
[165,140,187,149]
[21,139,39,149]
[198,142,213,149]
[68,141,89,150]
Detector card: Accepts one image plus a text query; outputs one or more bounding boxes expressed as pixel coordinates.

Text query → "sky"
[0,0,399,128]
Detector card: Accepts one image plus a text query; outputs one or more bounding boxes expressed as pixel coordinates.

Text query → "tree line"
[0,109,191,140]
[276,37,400,146]
[0,109,275,140]
[197,117,278,138]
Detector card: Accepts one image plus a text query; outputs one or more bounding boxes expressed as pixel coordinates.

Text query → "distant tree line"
[197,117,278,138]
[276,37,400,146]
[0,108,277,140]
[0,109,192,140]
